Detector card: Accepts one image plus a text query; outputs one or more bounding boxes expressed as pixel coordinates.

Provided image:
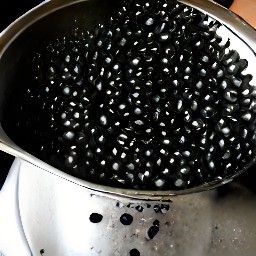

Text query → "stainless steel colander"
[0,0,256,255]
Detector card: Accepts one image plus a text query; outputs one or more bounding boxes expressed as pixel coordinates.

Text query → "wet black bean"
[89,213,103,223]
[147,225,160,239]
[3,0,255,192]
[130,248,140,256]
[120,213,133,225]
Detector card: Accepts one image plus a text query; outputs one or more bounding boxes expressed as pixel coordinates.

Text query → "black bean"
[120,213,133,225]
[5,0,255,192]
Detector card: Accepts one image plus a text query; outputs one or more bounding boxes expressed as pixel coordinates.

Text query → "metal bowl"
[0,0,256,255]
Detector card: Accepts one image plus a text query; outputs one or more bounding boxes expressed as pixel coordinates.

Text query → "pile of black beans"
[4,0,256,190]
